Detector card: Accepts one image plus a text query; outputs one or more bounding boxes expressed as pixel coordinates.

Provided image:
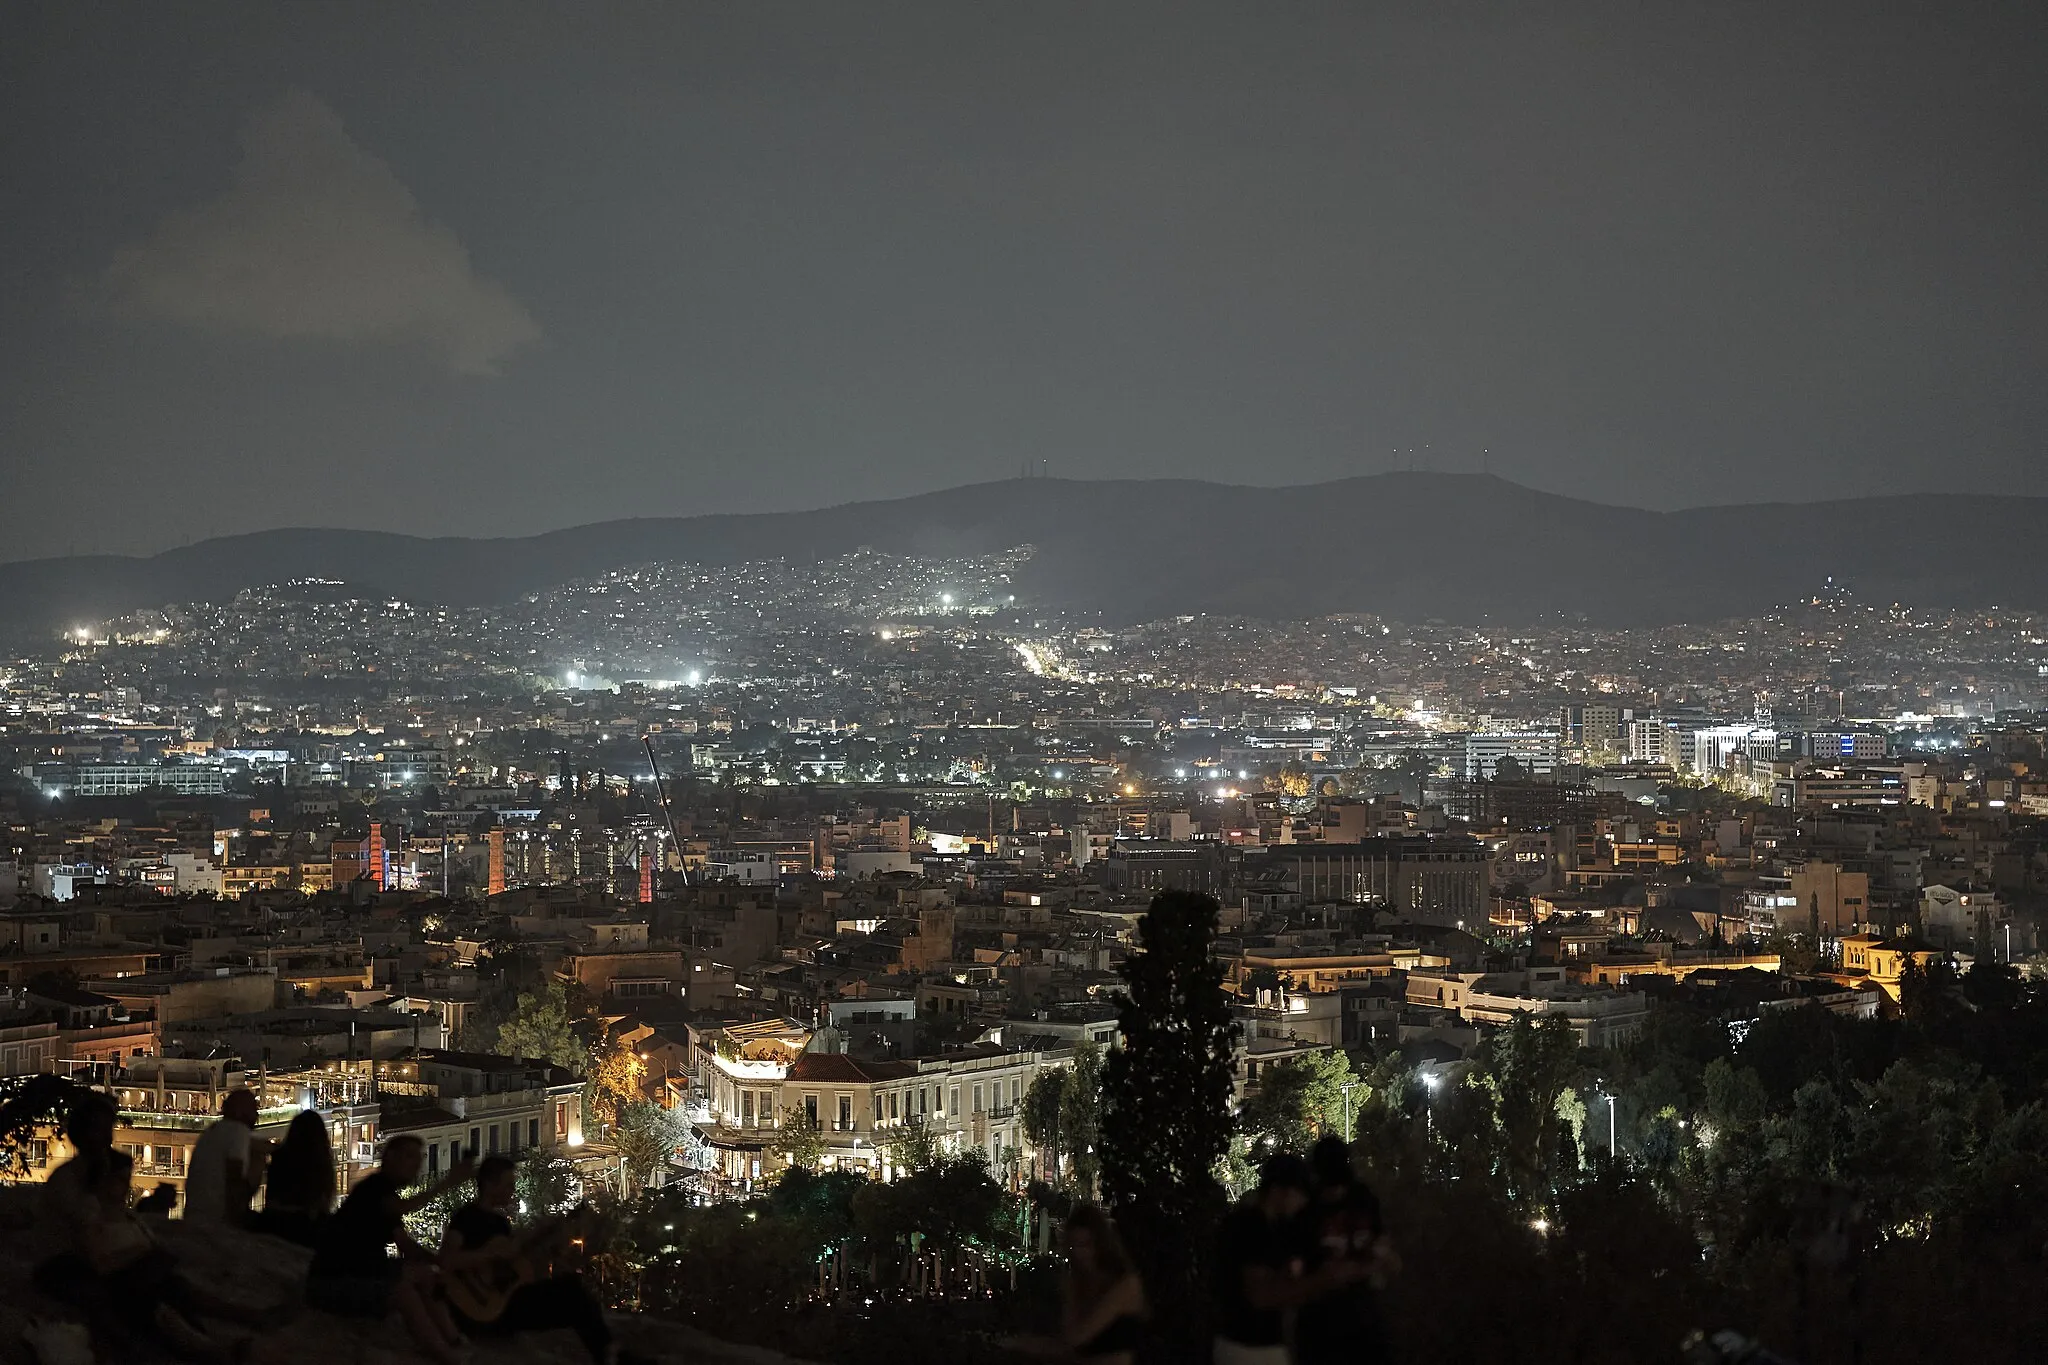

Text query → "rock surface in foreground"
[0,1188,804,1365]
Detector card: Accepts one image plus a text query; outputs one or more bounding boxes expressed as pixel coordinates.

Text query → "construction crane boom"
[642,734,682,856]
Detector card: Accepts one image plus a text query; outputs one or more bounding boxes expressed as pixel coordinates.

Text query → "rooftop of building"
[785,1052,920,1084]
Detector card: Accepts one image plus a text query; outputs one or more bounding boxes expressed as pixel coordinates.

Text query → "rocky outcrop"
[0,1189,802,1365]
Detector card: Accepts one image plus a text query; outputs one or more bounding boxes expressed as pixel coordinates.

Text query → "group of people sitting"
[43,1088,1387,1365]
[1050,1135,1397,1365]
[34,1093,262,1361]
[36,1089,648,1365]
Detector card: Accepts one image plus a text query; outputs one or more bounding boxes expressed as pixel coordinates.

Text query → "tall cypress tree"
[1099,890,1238,1337]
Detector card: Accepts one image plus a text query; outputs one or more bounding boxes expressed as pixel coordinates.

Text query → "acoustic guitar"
[441,1203,594,1324]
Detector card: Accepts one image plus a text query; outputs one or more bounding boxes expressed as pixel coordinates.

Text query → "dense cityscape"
[13,3,2048,1363]
[6,548,2048,1361]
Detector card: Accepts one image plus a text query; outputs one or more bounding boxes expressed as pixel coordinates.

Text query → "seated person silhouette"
[438,1155,645,1365]
[307,1135,472,1365]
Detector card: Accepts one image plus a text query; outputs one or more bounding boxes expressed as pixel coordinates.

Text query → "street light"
[1422,1073,1441,1141]
[1338,1080,1364,1141]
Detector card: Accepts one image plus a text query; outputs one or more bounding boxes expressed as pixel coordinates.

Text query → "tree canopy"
[494,979,587,1073]
[586,1032,649,1133]
[1237,1047,1359,1154]
[1101,891,1237,1214]
[1099,891,1238,1355]
[773,1105,826,1174]
[1022,1040,1104,1196]
[613,1101,689,1193]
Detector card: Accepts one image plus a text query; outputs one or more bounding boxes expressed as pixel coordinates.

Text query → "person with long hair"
[254,1109,336,1246]
[1061,1204,1148,1365]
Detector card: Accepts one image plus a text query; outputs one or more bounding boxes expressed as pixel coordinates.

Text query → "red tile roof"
[785,1052,919,1084]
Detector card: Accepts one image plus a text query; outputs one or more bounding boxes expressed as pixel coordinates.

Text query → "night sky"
[5,1,2045,561]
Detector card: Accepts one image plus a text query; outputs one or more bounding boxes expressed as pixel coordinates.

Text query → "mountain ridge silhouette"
[2,474,2033,636]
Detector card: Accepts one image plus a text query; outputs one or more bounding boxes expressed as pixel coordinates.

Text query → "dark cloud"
[100,90,538,375]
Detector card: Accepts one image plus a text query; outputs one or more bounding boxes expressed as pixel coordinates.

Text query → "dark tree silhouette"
[0,1073,95,1176]
[1022,1039,1104,1196]
[1099,890,1238,1353]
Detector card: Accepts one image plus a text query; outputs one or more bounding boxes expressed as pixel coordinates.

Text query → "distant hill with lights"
[2,473,2041,639]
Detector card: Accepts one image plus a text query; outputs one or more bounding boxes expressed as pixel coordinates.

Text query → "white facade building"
[1805,731,1888,761]
[1627,719,1677,765]
[1463,730,1561,780]
[1690,725,1779,777]
[704,851,778,884]
[685,1019,1055,1192]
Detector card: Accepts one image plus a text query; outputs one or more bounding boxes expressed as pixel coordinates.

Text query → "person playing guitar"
[438,1155,648,1365]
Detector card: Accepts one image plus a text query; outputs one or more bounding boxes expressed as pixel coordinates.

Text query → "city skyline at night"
[8,5,2048,1364]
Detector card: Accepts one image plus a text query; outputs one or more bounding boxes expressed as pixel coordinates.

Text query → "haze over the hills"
[1,474,2039,641]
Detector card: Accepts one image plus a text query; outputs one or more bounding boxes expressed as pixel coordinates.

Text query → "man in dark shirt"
[1296,1135,1396,1365]
[440,1155,634,1365]
[308,1135,473,1365]
[1213,1152,1365,1365]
